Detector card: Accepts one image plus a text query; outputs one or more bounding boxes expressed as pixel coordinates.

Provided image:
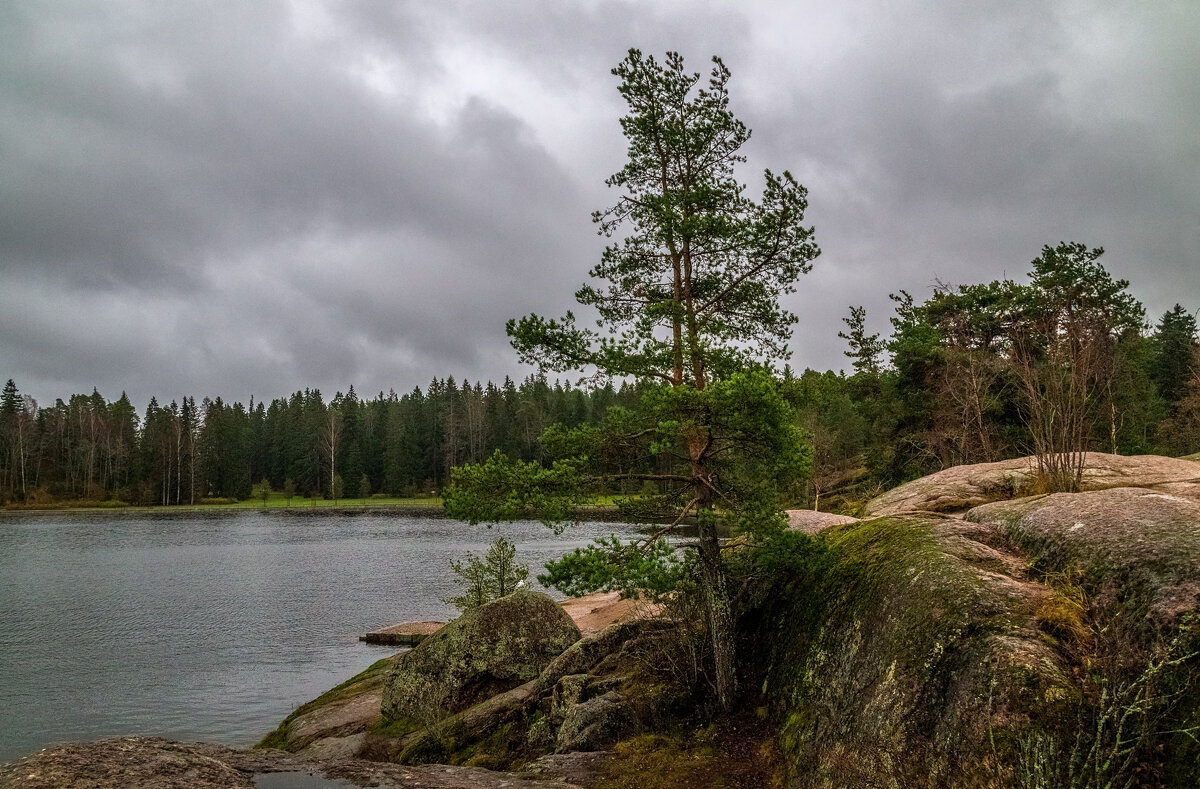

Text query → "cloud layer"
[3,0,1197,408]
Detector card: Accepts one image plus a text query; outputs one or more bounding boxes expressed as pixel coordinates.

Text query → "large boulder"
[389,617,673,767]
[262,592,654,761]
[864,452,1200,516]
[966,487,1200,628]
[755,515,1077,787]
[785,509,858,534]
[382,590,581,723]
[756,479,1200,787]
[965,488,1200,785]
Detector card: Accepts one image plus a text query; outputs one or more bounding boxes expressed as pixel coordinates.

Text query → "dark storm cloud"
[1,1,1197,407]
[1,1,592,405]
[736,1,1200,369]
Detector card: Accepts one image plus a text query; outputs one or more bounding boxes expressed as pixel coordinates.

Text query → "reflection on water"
[254,771,358,788]
[0,512,637,762]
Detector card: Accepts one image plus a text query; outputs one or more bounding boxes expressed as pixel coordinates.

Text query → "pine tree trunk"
[695,513,737,711]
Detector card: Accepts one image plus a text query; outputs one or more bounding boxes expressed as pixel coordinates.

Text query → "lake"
[0,511,640,763]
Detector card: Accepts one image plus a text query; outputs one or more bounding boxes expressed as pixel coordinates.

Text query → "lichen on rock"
[0,736,588,789]
[965,486,1200,628]
[864,452,1200,517]
[555,691,633,753]
[381,590,581,724]
[966,486,1200,784]
[752,515,1077,787]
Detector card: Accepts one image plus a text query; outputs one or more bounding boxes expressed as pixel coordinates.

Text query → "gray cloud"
[2,0,1197,407]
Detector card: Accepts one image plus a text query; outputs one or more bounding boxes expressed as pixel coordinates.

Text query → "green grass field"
[224,492,444,509]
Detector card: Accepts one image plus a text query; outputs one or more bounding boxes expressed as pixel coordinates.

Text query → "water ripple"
[0,514,639,762]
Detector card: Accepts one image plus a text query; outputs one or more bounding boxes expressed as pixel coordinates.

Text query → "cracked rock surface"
[0,737,585,789]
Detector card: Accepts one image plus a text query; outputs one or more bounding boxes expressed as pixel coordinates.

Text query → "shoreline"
[0,504,647,523]
[0,516,657,766]
[0,504,450,519]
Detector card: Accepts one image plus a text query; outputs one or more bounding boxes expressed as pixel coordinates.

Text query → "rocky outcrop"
[0,737,585,788]
[361,620,445,646]
[263,460,1197,786]
[964,487,1200,785]
[758,458,1200,787]
[0,738,271,789]
[382,590,581,723]
[755,514,1076,788]
[785,509,858,534]
[390,618,669,767]
[262,591,655,762]
[966,486,1200,626]
[38,455,1195,788]
[864,452,1200,516]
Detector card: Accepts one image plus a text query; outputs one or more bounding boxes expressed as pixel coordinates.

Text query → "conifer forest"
[1,271,1198,509]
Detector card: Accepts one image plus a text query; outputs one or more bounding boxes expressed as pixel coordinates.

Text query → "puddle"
[253,771,358,789]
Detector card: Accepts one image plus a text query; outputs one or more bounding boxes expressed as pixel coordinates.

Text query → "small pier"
[359,620,445,646]
[359,591,653,647]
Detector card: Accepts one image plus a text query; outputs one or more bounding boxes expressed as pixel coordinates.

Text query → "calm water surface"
[0,512,639,762]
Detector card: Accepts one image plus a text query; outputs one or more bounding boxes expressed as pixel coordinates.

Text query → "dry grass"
[1034,575,1092,648]
[596,717,787,789]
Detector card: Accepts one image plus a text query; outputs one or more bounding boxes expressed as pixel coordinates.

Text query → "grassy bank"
[0,492,442,514]
[1,492,632,518]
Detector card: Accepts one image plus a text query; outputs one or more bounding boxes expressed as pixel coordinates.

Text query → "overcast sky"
[3,1,1198,410]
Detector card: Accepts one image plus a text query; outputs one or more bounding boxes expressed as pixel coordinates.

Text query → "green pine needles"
[445,49,819,710]
[447,537,530,613]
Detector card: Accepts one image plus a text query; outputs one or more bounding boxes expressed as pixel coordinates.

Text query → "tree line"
[2,288,1195,511]
[789,244,1200,507]
[0,375,643,505]
[1,284,1196,511]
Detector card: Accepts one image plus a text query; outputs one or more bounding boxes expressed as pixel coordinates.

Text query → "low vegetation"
[595,720,788,789]
[447,537,529,612]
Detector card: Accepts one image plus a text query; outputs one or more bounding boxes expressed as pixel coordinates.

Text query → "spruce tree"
[1151,304,1199,409]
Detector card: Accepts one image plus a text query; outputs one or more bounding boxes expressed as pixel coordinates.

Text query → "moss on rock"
[382,590,581,724]
[864,452,1200,517]
[257,654,400,752]
[966,488,1200,785]
[750,480,1200,787]
[751,515,1076,788]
